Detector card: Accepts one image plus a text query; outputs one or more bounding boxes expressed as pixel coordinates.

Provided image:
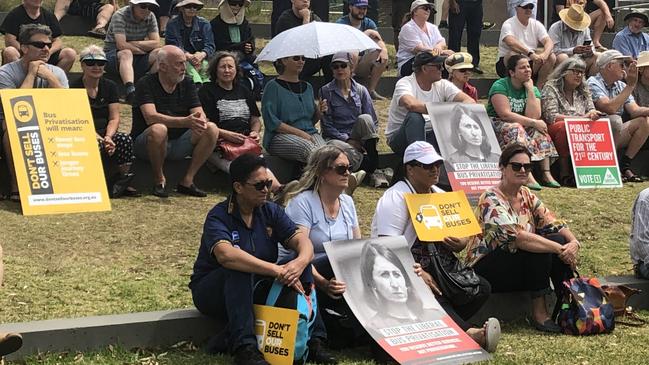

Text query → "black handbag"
[418,242,482,307]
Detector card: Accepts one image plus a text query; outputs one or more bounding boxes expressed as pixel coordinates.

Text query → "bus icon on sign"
[18,105,29,117]
[415,205,444,229]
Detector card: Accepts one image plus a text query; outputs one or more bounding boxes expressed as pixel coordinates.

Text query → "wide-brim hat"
[559,4,591,31]
[129,0,159,8]
[624,10,649,26]
[445,52,473,71]
[638,51,649,67]
[175,0,204,9]
[597,49,632,69]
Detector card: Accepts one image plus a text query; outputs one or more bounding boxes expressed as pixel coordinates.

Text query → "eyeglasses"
[410,161,442,170]
[228,0,245,6]
[508,162,533,172]
[25,41,52,49]
[568,68,584,76]
[137,4,154,10]
[329,164,351,176]
[291,55,305,61]
[246,179,273,191]
[519,4,534,9]
[331,62,348,70]
[82,59,107,67]
[183,4,201,10]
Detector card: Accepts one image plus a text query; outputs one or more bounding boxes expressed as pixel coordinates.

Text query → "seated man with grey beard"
[131,45,219,198]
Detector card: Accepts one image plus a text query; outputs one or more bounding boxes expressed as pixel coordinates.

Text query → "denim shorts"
[134,128,193,161]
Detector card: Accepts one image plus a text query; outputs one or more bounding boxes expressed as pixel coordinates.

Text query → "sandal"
[484,317,501,353]
[529,317,561,333]
[622,169,643,183]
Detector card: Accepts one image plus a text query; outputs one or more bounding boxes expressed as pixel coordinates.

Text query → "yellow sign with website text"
[1,89,110,215]
[404,191,481,242]
[253,304,298,365]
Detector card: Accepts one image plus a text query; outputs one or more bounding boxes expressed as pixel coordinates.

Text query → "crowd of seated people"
[1,0,649,359]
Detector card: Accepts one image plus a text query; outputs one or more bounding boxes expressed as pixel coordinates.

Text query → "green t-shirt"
[486,77,541,118]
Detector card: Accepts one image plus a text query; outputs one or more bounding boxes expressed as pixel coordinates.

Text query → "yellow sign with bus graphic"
[405,191,481,242]
[253,304,298,365]
[1,89,110,215]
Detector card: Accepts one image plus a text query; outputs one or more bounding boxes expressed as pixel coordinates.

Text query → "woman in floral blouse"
[466,143,581,333]
[541,57,602,187]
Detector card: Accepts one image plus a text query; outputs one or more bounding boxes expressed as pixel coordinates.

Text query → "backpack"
[254,279,317,364]
[558,277,615,335]
[240,60,266,101]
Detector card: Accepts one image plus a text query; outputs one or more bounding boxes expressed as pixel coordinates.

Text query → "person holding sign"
[0,24,69,203]
[587,50,649,183]
[73,45,138,198]
[371,141,499,352]
[541,57,602,187]
[131,45,219,198]
[467,143,580,333]
[487,54,559,190]
[280,144,363,347]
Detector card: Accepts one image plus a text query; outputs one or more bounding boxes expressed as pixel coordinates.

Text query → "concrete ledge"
[0,275,646,360]
[0,309,221,361]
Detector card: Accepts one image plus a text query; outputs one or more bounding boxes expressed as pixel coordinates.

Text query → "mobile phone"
[583,40,592,46]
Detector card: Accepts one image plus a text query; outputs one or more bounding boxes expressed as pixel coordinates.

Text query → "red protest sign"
[567,119,617,167]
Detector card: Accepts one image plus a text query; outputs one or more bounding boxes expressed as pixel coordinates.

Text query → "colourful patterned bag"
[558,277,615,335]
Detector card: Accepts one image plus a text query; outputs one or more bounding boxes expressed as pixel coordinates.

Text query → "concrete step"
[1,275,646,361]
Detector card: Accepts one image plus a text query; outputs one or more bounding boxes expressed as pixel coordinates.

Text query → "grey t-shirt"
[0,60,69,121]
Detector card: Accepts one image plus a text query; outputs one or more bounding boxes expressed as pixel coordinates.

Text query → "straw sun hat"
[559,4,591,31]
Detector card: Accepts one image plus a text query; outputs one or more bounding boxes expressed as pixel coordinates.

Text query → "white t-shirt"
[396,19,445,71]
[371,180,445,247]
[386,74,460,140]
[497,16,549,58]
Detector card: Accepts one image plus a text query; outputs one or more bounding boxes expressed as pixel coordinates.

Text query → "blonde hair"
[283,144,347,204]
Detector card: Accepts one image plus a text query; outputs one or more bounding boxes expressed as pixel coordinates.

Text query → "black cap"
[413,51,446,67]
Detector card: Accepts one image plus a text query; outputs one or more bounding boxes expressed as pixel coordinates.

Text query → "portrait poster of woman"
[323,236,490,365]
[427,103,502,204]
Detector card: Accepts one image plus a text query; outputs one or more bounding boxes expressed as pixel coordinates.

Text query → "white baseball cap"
[403,141,444,164]
[130,0,160,7]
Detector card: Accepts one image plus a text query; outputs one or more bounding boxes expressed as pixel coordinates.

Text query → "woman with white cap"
[211,0,255,63]
[73,45,138,198]
[397,0,454,77]
[445,52,478,101]
[165,0,215,84]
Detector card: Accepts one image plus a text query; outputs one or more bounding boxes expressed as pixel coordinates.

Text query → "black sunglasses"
[508,162,533,172]
[329,164,351,176]
[457,68,472,73]
[331,62,348,70]
[228,0,245,6]
[411,161,443,170]
[26,41,52,49]
[291,55,305,61]
[246,179,273,191]
[183,4,202,10]
[519,4,534,9]
[137,4,154,10]
[82,59,107,67]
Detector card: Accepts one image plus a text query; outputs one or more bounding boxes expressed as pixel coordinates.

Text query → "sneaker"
[307,338,339,365]
[272,179,299,206]
[152,183,169,198]
[369,90,387,101]
[482,21,495,30]
[439,20,448,29]
[87,26,107,39]
[346,170,366,196]
[381,167,394,183]
[369,170,389,188]
[176,183,207,197]
[232,344,269,365]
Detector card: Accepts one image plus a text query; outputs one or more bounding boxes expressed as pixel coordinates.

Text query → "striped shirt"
[104,5,158,52]
[630,188,649,264]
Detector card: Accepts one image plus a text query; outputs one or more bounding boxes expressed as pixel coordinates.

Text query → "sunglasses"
[508,162,533,172]
[82,59,107,67]
[331,62,348,70]
[183,4,201,10]
[519,4,534,9]
[246,179,273,191]
[291,55,305,61]
[329,164,351,176]
[228,0,245,6]
[137,4,154,10]
[457,68,472,73]
[411,161,442,170]
[26,41,52,49]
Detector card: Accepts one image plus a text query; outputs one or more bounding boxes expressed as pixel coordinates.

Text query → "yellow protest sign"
[404,191,481,242]
[1,89,110,215]
[253,305,298,365]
